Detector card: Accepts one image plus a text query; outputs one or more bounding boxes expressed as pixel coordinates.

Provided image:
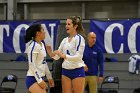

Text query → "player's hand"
[38,80,47,89]
[48,79,55,87]
[54,50,66,59]
[46,44,52,53]
[84,65,88,71]
[98,77,104,84]
[59,53,66,59]
[46,44,55,57]
[53,50,59,55]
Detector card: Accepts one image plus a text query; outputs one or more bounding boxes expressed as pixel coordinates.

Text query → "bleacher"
[0,61,28,93]
[0,53,140,93]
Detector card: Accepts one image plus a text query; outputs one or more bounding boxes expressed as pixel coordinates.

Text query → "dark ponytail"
[67,16,86,38]
[24,24,41,43]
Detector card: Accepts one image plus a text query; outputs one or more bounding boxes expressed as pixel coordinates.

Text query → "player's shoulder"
[61,37,67,43]
[28,41,40,50]
[75,34,85,41]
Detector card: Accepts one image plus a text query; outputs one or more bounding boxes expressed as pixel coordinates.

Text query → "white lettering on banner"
[128,22,140,53]
[2,21,139,53]
[0,25,10,52]
[43,23,56,51]
[13,24,56,53]
[13,24,29,53]
[0,22,57,53]
[104,23,124,53]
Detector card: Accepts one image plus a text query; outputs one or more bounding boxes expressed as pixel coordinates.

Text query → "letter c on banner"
[104,23,124,53]
[128,22,140,53]
[13,24,29,53]
[0,25,10,52]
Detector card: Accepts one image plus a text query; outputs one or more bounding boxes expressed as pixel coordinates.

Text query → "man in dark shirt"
[83,32,104,93]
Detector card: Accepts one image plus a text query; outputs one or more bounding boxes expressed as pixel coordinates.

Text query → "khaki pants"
[85,76,97,93]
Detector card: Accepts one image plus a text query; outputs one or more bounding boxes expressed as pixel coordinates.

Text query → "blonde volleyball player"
[47,16,86,93]
[24,24,54,93]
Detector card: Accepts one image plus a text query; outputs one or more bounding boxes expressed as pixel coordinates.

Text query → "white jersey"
[128,54,140,74]
[26,40,52,83]
[53,34,85,69]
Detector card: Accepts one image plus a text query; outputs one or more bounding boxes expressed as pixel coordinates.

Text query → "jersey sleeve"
[29,44,43,83]
[45,62,53,79]
[66,35,85,62]
[97,48,104,77]
[52,38,66,60]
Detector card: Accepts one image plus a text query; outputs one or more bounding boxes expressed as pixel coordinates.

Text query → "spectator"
[83,32,104,93]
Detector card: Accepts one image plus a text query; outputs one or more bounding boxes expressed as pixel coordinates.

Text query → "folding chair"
[0,74,18,93]
[98,76,119,93]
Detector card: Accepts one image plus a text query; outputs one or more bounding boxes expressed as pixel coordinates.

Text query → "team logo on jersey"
[92,51,97,54]
[42,57,46,64]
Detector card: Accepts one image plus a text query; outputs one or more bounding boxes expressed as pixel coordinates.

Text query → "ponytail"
[24,24,41,43]
[67,16,86,38]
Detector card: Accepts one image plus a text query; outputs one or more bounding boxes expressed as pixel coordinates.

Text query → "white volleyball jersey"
[26,41,52,83]
[53,34,85,69]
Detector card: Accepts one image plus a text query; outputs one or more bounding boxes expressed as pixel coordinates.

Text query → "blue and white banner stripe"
[90,19,140,53]
[0,20,60,53]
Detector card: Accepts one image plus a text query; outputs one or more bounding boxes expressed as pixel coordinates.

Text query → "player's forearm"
[48,51,55,57]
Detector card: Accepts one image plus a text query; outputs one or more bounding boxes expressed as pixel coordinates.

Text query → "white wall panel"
[86,1,137,19]
[0,4,4,20]
[29,2,82,19]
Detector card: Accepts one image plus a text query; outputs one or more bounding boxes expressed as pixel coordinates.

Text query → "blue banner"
[90,19,140,53]
[0,20,60,53]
